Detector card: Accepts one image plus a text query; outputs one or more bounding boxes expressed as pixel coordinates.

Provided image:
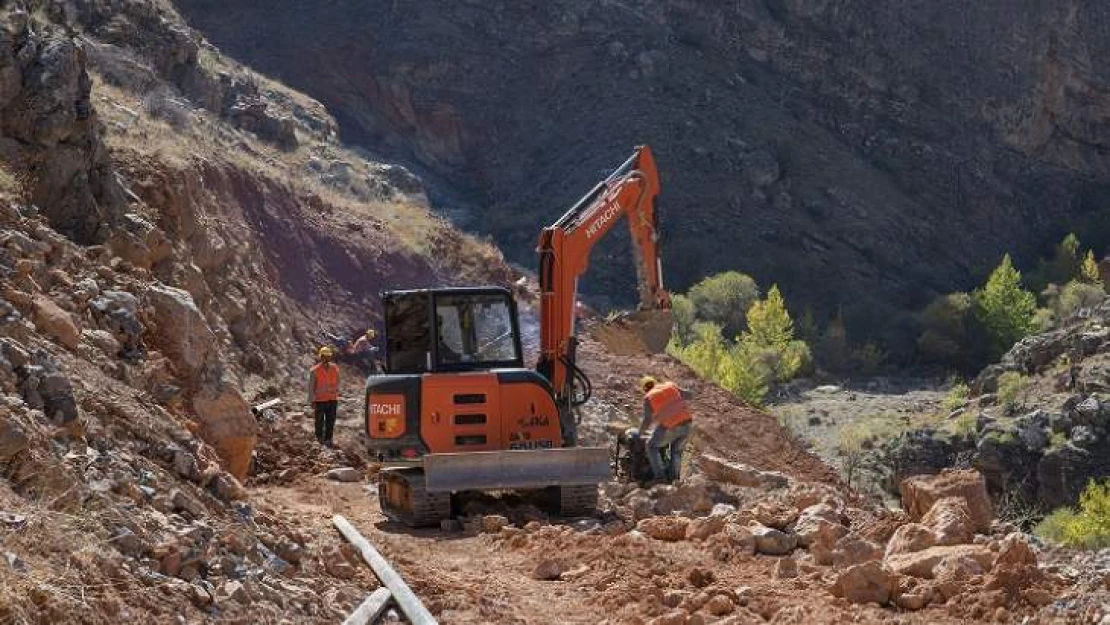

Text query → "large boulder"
[0,416,28,460]
[31,295,79,349]
[899,469,992,533]
[1037,442,1108,510]
[637,516,690,542]
[885,544,994,579]
[0,20,123,242]
[192,384,257,481]
[38,369,78,424]
[748,523,797,555]
[18,352,78,425]
[699,455,789,489]
[89,290,144,357]
[972,428,1035,494]
[790,503,848,548]
[707,522,756,561]
[753,501,799,530]
[830,535,884,568]
[932,554,985,601]
[993,533,1037,569]
[654,475,715,515]
[884,523,937,558]
[830,561,896,605]
[146,284,215,382]
[685,515,726,541]
[920,497,975,546]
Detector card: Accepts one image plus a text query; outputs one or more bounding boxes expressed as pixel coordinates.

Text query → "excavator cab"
[381,288,523,375]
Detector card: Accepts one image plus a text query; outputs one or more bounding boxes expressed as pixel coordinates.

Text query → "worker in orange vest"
[638,376,694,483]
[308,346,340,447]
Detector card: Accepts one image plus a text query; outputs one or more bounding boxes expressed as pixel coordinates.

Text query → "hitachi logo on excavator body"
[585,201,621,239]
[368,394,406,439]
[370,401,404,416]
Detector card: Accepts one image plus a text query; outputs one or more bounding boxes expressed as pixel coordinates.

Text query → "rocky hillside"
[873,297,1110,513]
[173,0,1110,353]
[0,2,513,621]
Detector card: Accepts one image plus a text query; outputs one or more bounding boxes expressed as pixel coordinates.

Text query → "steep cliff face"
[174,0,1110,353]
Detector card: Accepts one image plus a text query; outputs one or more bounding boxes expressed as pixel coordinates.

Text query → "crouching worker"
[638,375,694,484]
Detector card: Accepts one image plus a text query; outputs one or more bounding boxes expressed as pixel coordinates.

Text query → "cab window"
[434,294,520,368]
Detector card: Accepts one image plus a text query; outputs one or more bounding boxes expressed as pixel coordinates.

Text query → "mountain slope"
[173,0,1110,354]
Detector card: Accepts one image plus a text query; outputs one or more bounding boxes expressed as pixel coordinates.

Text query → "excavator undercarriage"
[379,466,602,527]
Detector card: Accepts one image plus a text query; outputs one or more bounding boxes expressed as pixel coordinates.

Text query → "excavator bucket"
[422,447,611,493]
[592,309,674,355]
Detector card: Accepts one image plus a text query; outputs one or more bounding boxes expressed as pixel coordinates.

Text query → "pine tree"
[1080,250,1103,286]
[744,285,793,350]
[973,254,1037,358]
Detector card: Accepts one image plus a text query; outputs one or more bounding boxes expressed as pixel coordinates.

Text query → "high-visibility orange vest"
[646,381,692,428]
[312,363,339,402]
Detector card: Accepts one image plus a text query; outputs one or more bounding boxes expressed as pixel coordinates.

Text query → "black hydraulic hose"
[559,354,593,408]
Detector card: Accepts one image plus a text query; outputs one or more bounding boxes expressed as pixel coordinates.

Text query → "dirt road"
[259,478,605,624]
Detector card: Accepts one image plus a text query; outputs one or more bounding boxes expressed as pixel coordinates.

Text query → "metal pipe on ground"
[333,515,438,625]
[342,587,393,625]
[251,397,283,416]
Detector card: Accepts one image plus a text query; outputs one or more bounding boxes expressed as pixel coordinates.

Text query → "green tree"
[687,271,760,339]
[670,294,697,345]
[1052,280,1105,321]
[719,343,770,406]
[1030,233,1083,292]
[917,292,985,370]
[973,254,1037,358]
[1054,233,1082,281]
[1080,250,1103,287]
[740,285,810,381]
[744,285,793,351]
[1036,479,1110,549]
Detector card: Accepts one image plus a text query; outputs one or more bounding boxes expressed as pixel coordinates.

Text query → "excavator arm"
[535,146,671,445]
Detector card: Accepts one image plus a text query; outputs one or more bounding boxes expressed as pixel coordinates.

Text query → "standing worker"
[638,375,694,484]
[309,346,340,447]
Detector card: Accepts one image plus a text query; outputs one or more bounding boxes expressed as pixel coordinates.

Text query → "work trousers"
[647,421,693,482]
[314,400,338,444]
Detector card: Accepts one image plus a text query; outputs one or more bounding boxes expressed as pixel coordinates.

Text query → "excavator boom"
[536,145,672,444]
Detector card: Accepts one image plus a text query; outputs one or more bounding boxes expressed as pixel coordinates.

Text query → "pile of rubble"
[453,455,1093,624]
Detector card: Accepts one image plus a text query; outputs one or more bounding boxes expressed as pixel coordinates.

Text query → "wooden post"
[333,515,438,625]
[342,588,392,625]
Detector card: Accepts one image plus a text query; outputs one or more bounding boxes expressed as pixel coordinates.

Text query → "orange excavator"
[365,146,672,526]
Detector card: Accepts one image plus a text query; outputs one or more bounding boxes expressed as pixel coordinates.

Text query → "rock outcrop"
[890,299,1110,510]
[0,6,123,242]
[900,469,993,534]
